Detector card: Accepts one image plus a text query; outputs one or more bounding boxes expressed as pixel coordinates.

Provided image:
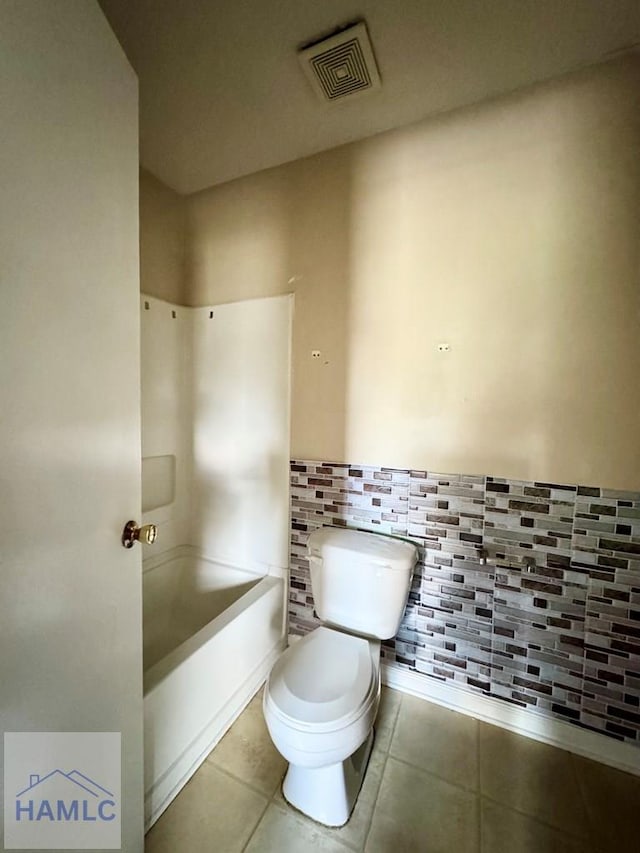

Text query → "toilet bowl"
[263,527,417,827]
[263,626,381,825]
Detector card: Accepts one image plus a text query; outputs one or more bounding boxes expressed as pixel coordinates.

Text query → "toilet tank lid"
[307,527,417,570]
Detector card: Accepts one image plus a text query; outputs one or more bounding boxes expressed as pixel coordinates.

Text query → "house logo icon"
[4,731,121,850]
[15,769,117,822]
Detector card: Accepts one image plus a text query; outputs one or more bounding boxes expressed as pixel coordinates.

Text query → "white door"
[0,3,143,851]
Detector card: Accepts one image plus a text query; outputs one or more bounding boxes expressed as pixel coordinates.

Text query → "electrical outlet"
[312,350,321,359]
[437,343,451,352]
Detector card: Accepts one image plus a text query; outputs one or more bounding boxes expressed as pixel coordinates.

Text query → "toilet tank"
[307,527,418,640]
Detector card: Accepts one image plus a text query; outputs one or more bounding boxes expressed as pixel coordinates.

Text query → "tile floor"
[145,687,640,853]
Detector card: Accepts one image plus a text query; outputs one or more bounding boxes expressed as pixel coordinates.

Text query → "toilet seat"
[265,627,376,734]
[262,527,416,827]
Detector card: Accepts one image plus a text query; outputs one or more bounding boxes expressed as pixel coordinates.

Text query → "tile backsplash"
[289,460,640,746]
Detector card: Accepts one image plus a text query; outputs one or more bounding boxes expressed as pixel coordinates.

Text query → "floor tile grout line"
[361,750,390,852]
[206,758,280,802]
[361,692,404,852]
[477,711,597,844]
[239,792,272,853]
[567,750,598,840]
[478,792,591,843]
[385,750,480,795]
[269,772,286,803]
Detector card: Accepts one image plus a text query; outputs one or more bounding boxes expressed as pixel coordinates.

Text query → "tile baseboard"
[381,662,640,778]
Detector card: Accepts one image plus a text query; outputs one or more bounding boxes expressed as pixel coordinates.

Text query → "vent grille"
[299,22,381,103]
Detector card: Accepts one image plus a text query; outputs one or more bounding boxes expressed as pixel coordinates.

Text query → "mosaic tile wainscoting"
[289,460,640,748]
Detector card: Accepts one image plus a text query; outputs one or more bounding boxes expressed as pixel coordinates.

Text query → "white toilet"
[263,527,417,827]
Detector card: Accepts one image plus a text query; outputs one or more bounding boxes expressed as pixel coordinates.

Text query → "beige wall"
[182,56,640,490]
[139,167,186,303]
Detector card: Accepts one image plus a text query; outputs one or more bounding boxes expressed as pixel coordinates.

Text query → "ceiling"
[99,0,640,195]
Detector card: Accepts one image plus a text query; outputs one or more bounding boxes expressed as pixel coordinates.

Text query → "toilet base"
[282,728,374,827]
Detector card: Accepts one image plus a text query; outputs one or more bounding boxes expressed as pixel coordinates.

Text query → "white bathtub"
[142,547,286,829]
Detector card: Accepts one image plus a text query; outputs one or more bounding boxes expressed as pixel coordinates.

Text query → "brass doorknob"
[122,520,158,549]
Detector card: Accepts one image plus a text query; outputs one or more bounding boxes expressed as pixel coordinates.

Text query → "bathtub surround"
[189,295,292,572]
[140,293,292,572]
[141,296,192,555]
[289,460,640,768]
[139,294,292,827]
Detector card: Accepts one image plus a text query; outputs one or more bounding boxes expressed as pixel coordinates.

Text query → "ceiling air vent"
[298,22,381,103]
